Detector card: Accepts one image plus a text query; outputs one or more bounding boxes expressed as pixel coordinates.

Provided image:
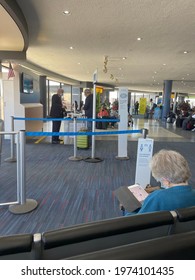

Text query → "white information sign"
[135,138,154,187]
[117,88,128,158]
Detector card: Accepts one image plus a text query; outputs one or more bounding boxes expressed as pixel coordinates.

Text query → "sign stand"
[134,128,154,188]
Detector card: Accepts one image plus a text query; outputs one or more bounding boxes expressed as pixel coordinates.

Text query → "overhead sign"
[96,87,103,94]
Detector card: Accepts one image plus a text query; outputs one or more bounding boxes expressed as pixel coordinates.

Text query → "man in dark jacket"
[83,88,93,131]
[50,88,64,144]
[83,88,93,146]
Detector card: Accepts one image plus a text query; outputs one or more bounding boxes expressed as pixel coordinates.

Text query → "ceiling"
[1,0,195,93]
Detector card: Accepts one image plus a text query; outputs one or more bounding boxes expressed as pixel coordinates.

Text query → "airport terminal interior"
[1,0,195,260]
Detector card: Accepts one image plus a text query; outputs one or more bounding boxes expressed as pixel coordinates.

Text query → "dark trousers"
[52,120,61,141]
[86,120,92,146]
[135,109,139,115]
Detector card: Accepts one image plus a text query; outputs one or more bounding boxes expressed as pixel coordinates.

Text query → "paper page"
[128,184,149,202]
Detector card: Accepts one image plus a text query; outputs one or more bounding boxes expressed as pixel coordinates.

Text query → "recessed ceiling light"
[183,51,189,54]
[163,63,166,66]
[122,57,127,60]
[69,46,74,50]
[63,10,71,15]
[137,37,142,41]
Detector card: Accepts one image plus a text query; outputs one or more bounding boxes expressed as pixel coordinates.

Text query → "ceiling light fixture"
[69,46,74,50]
[122,57,127,60]
[63,10,71,15]
[183,51,189,54]
[137,37,142,41]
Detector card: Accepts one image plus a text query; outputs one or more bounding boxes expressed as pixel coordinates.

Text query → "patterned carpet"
[0,139,195,236]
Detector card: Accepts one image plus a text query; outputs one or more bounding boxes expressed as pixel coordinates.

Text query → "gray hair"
[57,88,64,95]
[84,88,91,95]
[150,149,191,184]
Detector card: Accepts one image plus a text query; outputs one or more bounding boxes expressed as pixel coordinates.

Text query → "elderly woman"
[126,149,195,215]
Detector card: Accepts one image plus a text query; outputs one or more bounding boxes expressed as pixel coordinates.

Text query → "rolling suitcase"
[77,128,89,149]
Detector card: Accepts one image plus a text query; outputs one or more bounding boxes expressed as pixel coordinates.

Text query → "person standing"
[83,88,93,146]
[83,88,93,131]
[134,101,139,115]
[50,88,64,144]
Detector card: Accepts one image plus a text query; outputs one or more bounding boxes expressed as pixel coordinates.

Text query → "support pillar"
[162,80,172,120]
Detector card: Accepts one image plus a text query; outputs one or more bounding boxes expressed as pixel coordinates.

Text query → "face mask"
[161,185,169,189]
[157,178,168,189]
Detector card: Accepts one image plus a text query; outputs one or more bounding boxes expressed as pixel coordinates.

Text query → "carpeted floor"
[0,139,195,236]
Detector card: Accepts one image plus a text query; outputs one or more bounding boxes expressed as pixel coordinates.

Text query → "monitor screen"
[22,73,33,94]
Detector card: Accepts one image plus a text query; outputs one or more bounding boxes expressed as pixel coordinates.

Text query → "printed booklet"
[114,184,149,212]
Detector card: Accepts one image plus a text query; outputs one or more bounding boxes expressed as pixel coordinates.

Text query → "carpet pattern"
[0,139,195,236]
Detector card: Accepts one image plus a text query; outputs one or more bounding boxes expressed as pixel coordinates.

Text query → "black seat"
[67,230,195,260]
[173,206,195,233]
[40,211,174,259]
[0,233,34,260]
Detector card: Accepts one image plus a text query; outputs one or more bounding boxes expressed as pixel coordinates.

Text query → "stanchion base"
[68,156,83,161]
[4,157,17,163]
[115,156,129,160]
[9,199,38,214]
[83,157,103,163]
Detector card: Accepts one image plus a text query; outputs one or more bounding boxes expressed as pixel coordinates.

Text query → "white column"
[117,87,128,159]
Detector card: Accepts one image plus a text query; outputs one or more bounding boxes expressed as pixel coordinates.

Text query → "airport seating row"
[0,206,195,260]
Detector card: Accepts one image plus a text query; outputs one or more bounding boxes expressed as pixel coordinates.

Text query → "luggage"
[96,118,102,129]
[77,128,89,149]
[176,117,183,128]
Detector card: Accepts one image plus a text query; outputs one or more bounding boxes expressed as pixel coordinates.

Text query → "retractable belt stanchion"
[68,116,82,161]
[9,130,38,214]
[0,131,19,207]
[84,72,103,163]
[141,128,148,139]
[4,116,16,162]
